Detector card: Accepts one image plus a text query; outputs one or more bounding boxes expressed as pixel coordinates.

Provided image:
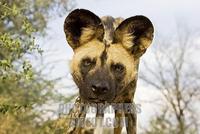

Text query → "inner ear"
[114,16,154,57]
[64,9,104,49]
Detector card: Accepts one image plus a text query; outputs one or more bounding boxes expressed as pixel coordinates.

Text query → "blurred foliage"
[140,27,200,134]
[143,108,197,134]
[142,109,179,134]
[38,115,70,134]
[0,0,74,133]
[0,0,74,35]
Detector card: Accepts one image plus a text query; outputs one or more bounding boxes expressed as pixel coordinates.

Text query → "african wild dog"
[64,9,154,134]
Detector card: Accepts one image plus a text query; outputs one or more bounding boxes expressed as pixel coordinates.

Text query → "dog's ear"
[114,16,154,57]
[64,9,104,50]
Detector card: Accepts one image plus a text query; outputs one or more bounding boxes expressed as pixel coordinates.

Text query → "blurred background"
[0,0,200,134]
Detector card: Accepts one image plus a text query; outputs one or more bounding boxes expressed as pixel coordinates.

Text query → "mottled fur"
[64,9,154,134]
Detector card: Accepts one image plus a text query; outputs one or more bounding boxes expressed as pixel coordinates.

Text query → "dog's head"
[64,9,154,103]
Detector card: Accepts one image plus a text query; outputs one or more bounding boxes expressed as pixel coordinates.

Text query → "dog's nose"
[91,83,109,95]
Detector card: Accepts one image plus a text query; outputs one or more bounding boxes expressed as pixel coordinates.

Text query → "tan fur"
[70,40,105,77]
[113,18,124,29]
[80,27,96,45]
[139,37,153,51]
[121,32,136,50]
[106,44,137,84]
[70,39,137,87]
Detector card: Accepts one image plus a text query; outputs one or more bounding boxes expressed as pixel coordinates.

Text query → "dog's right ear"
[64,9,104,50]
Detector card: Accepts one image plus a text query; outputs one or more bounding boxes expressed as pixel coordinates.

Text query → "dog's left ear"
[64,9,104,50]
[114,16,154,57]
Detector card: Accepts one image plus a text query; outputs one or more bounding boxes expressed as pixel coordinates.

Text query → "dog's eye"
[82,58,95,67]
[111,63,125,73]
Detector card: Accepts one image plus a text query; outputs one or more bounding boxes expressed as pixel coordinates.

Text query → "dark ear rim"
[64,9,102,30]
[64,9,104,49]
[115,15,154,33]
[114,15,154,57]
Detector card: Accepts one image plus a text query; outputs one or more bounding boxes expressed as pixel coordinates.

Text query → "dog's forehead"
[101,16,124,45]
[97,16,124,64]
[74,16,133,65]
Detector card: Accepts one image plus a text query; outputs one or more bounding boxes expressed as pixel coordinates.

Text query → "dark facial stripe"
[100,46,108,66]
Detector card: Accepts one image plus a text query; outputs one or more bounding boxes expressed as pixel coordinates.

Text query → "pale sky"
[36,0,200,133]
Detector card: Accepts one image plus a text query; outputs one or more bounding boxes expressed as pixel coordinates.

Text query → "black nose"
[91,82,109,95]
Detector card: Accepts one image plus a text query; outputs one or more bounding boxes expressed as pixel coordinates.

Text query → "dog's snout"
[91,82,109,95]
